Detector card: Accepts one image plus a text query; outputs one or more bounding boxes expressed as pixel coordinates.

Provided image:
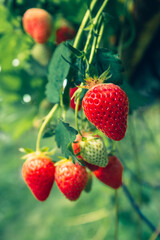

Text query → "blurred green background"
[0,0,160,240]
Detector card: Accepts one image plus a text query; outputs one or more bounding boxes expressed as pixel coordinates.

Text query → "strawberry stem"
[60,88,66,120]
[75,96,83,138]
[89,20,105,66]
[83,0,109,71]
[36,104,59,152]
[73,0,98,49]
[96,22,105,49]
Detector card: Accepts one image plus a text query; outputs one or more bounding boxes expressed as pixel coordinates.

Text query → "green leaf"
[55,120,78,158]
[66,43,83,58]
[96,48,124,85]
[41,147,49,152]
[71,58,86,85]
[19,148,34,153]
[46,43,71,103]
[99,66,112,81]
[84,23,93,31]
[43,125,56,138]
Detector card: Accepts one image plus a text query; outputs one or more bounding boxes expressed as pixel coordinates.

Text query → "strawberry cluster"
[21,8,128,204]
[22,132,123,202]
[22,153,88,201]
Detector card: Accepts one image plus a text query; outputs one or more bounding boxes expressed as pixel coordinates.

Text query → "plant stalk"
[75,96,83,137]
[73,0,98,49]
[36,104,59,152]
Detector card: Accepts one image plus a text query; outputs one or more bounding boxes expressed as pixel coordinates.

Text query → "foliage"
[0,0,160,239]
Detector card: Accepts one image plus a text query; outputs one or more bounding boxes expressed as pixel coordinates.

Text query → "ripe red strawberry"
[82,83,129,141]
[93,155,123,189]
[23,8,53,43]
[56,26,76,44]
[22,153,55,201]
[72,133,84,159]
[69,87,82,111]
[55,159,88,201]
[72,133,103,170]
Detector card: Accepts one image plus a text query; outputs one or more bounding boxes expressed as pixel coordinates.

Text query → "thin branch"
[122,183,160,239]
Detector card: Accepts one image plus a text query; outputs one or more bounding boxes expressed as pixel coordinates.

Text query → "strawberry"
[23,8,53,43]
[22,153,55,201]
[82,83,129,141]
[82,161,99,171]
[69,87,82,111]
[55,159,88,201]
[93,155,123,189]
[72,133,84,160]
[80,136,108,167]
[31,43,52,66]
[72,133,107,168]
[56,26,76,44]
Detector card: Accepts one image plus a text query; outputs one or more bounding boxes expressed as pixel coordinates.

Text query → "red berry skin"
[72,133,99,171]
[22,155,55,201]
[69,87,82,111]
[56,26,76,44]
[23,8,53,43]
[55,160,88,201]
[93,156,123,189]
[83,161,99,171]
[72,133,83,159]
[82,83,129,141]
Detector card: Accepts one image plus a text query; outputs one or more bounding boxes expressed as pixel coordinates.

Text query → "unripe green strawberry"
[82,83,129,141]
[80,136,108,167]
[93,155,123,189]
[22,152,55,201]
[55,158,88,201]
[31,43,53,66]
[23,8,53,43]
[72,133,104,170]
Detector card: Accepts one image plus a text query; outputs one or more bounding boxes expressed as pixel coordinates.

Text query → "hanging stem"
[92,0,109,27]
[83,27,93,55]
[96,21,105,49]
[83,0,108,66]
[115,190,119,240]
[89,18,104,66]
[60,89,66,121]
[75,96,83,137]
[36,104,59,152]
[73,0,98,49]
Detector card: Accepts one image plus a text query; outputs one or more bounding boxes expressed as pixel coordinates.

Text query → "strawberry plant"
[0,0,160,239]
